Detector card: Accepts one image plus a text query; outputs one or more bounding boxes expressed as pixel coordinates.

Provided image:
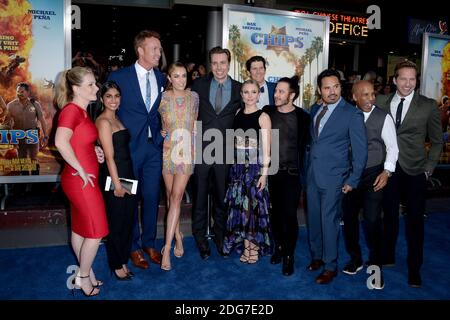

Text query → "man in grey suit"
[376,60,442,287]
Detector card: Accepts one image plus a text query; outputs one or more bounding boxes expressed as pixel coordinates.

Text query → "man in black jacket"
[263,76,310,276]
[191,47,242,260]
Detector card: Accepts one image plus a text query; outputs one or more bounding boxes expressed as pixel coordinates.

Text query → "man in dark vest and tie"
[341,80,399,290]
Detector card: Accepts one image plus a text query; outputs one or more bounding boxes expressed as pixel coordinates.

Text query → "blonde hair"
[55,66,94,109]
[241,79,260,93]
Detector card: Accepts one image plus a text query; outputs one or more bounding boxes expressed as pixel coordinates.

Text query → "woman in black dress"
[96,81,137,280]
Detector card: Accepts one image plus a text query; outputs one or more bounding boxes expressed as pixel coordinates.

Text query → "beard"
[275,98,290,107]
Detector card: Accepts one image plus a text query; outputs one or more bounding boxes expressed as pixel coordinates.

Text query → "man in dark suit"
[108,30,166,269]
[306,69,367,284]
[245,56,275,109]
[376,60,442,287]
[262,76,310,276]
[190,47,242,260]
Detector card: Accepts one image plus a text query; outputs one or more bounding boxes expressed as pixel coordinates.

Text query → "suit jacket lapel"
[221,80,240,114]
[149,70,164,115]
[317,99,344,139]
[128,66,147,111]
[399,92,419,131]
[203,77,216,115]
[310,104,320,142]
[385,94,395,118]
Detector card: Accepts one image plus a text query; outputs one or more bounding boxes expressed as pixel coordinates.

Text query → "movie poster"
[0,0,70,181]
[223,4,329,109]
[421,33,450,164]
[421,33,450,103]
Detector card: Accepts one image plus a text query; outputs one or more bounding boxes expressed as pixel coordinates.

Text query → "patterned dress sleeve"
[58,104,81,130]
[191,91,199,120]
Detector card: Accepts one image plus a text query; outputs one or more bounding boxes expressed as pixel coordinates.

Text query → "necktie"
[314,105,328,137]
[260,86,265,93]
[395,98,405,129]
[145,71,151,112]
[215,83,223,114]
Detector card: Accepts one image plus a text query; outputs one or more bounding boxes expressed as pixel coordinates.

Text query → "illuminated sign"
[293,9,369,38]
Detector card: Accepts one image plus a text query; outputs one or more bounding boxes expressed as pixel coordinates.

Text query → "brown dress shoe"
[144,247,162,265]
[130,250,149,269]
[307,259,324,271]
[315,270,338,284]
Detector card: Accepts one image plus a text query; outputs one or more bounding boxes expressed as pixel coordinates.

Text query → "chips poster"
[223,4,329,109]
[0,0,69,181]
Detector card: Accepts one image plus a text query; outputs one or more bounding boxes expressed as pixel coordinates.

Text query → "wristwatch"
[384,169,392,177]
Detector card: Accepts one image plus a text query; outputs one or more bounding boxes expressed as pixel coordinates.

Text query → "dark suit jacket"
[108,65,166,155]
[376,92,442,175]
[191,75,242,161]
[307,98,368,189]
[262,104,310,172]
[266,81,276,106]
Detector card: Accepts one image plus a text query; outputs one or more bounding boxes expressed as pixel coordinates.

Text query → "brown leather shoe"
[143,247,162,265]
[315,270,337,284]
[130,250,149,269]
[307,259,324,271]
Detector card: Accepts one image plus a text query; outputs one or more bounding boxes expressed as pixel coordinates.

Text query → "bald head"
[352,80,375,112]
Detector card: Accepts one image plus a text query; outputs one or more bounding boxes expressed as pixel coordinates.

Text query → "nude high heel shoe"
[161,246,172,271]
[174,232,184,258]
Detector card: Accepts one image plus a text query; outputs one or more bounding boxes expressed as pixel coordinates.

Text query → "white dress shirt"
[135,61,158,110]
[390,91,414,124]
[363,105,399,172]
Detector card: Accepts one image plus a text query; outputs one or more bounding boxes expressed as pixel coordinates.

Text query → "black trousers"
[342,165,383,266]
[105,193,137,270]
[382,164,426,276]
[192,163,230,248]
[268,169,301,257]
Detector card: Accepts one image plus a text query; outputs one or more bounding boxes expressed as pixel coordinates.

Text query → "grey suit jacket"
[375,92,442,175]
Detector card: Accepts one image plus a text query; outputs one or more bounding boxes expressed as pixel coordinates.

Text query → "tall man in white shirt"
[376,60,442,287]
[245,56,275,109]
[341,81,399,290]
[108,30,166,269]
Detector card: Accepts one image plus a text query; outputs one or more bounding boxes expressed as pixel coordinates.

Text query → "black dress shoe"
[199,246,211,260]
[282,256,294,276]
[270,249,282,265]
[408,273,422,288]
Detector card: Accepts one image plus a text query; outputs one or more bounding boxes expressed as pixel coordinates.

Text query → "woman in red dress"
[55,66,109,297]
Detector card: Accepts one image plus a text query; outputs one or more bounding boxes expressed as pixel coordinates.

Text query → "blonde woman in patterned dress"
[158,62,199,271]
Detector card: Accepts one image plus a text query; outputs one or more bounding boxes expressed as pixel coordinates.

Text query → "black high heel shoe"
[72,275,100,297]
[112,269,132,281]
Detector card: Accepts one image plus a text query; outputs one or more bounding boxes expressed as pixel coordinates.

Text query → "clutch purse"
[105,176,138,195]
